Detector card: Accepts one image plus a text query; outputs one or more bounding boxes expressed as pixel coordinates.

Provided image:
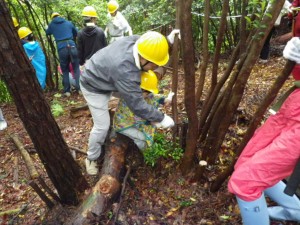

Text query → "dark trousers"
[260,27,275,60]
[58,46,80,93]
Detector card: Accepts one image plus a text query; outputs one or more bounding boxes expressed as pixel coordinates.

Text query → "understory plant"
[143,132,184,167]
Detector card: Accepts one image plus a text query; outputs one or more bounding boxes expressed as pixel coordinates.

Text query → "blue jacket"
[46,17,77,50]
[23,41,46,89]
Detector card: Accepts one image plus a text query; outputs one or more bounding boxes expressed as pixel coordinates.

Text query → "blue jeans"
[58,46,80,93]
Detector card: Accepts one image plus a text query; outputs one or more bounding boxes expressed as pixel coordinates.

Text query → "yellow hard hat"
[51,12,60,19]
[107,0,119,14]
[18,27,32,39]
[137,31,169,66]
[82,6,98,18]
[140,70,159,94]
[12,17,19,28]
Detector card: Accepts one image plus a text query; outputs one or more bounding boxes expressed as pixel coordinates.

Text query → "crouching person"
[113,70,174,150]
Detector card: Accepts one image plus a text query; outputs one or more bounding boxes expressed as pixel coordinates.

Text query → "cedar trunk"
[0,1,88,205]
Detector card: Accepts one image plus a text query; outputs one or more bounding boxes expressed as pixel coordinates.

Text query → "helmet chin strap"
[140,60,151,71]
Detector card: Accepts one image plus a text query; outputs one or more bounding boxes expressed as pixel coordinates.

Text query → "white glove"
[164,92,174,104]
[283,37,300,63]
[167,29,181,44]
[153,114,174,129]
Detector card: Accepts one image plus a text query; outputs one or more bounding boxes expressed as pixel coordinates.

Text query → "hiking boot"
[85,158,98,175]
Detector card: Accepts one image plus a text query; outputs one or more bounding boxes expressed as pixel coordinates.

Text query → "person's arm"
[115,78,164,122]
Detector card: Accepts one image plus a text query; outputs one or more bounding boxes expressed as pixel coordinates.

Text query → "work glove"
[164,91,175,104]
[283,37,300,63]
[153,114,175,129]
[167,29,181,45]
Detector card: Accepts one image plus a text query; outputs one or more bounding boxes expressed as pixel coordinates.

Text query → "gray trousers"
[119,127,147,150]
[80,85,111,161]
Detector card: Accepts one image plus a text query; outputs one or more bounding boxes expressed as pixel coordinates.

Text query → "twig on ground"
[113,166,131,225]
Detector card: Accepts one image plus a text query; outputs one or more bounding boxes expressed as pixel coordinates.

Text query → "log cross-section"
[69,134,131,225]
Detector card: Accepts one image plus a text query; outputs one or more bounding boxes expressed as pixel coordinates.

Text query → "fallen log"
[68,133,131,225]
[70,98,119,118]
[10,134,39,179]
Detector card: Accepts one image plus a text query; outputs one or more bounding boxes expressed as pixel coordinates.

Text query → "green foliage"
[143,132,183,167]
[245,0,270,31]
[51,94,64,117]
[0,80,12,103]
[180,200,193,207]
[122,0,176,34]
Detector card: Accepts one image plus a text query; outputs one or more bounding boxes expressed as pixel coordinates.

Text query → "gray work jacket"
[80,35,164,122]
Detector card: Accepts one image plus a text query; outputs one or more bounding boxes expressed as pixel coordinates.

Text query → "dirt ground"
[0,55,299,225]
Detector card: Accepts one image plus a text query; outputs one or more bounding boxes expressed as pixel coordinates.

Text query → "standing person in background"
[77,6,107,66]
[289,0,300,37]
[288,1,300,77]
[259,0,291,64]
[18,27,47,89]
[46,12,81,97]
[104,0,132,44]
[80,30,179,175]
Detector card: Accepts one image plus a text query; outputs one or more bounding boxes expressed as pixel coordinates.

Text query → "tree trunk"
[0,0,88,205]
[195,0,210,103]
[178,0,199,175]
[201,0,285,165]
[68,134,131,225]
[210,0,230,91]
[171,0,180,139]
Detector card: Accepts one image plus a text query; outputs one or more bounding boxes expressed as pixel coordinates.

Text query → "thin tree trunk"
[171,0,180,139]
[195,0,210,103]
[201,0,285,165]
[178,0,199,175]
[210,0,230,91]
[210,60,295,192]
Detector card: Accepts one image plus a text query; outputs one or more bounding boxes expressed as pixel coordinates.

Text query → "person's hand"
[167,29,181,44]
[153,114,174,129]
[164,91,175,105]
[283,37,300,63]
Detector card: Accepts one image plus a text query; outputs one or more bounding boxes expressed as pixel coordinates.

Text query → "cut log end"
[97,175,120,195]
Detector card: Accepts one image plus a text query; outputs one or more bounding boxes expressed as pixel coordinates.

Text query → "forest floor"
[0,53,299,225]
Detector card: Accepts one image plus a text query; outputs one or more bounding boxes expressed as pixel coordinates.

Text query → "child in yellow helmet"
[18,27,47,89]
[113,70,174,150]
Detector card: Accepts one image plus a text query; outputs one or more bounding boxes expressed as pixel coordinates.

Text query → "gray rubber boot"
[236,193,269,225]
[264,181,300,222]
